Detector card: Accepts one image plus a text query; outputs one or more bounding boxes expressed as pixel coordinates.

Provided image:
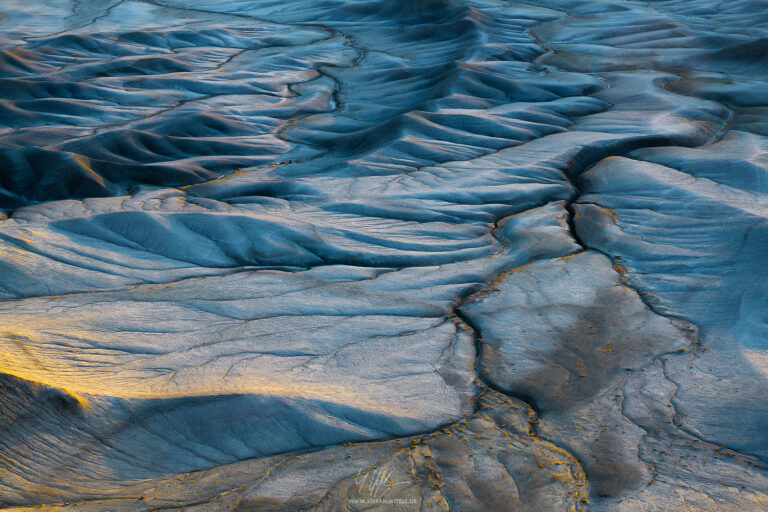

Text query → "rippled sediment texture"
[0,0,767,510]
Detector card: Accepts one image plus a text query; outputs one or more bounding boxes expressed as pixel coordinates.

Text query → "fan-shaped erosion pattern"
[1,0,767,510]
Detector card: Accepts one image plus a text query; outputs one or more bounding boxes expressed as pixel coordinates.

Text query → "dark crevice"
[453,309,542,416]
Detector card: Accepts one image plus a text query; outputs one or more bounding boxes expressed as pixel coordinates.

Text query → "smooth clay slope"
[0,0,767,510]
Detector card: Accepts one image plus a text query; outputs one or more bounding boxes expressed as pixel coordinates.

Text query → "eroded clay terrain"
[0,0,767,510]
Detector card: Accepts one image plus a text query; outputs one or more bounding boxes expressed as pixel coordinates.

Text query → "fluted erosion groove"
[1,0,768,510]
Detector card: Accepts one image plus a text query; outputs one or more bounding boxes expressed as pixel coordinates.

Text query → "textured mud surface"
[1,0,767,510]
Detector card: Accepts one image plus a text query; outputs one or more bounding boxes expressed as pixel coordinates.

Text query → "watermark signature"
[349,497,419,505]
[352,467,410,499]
